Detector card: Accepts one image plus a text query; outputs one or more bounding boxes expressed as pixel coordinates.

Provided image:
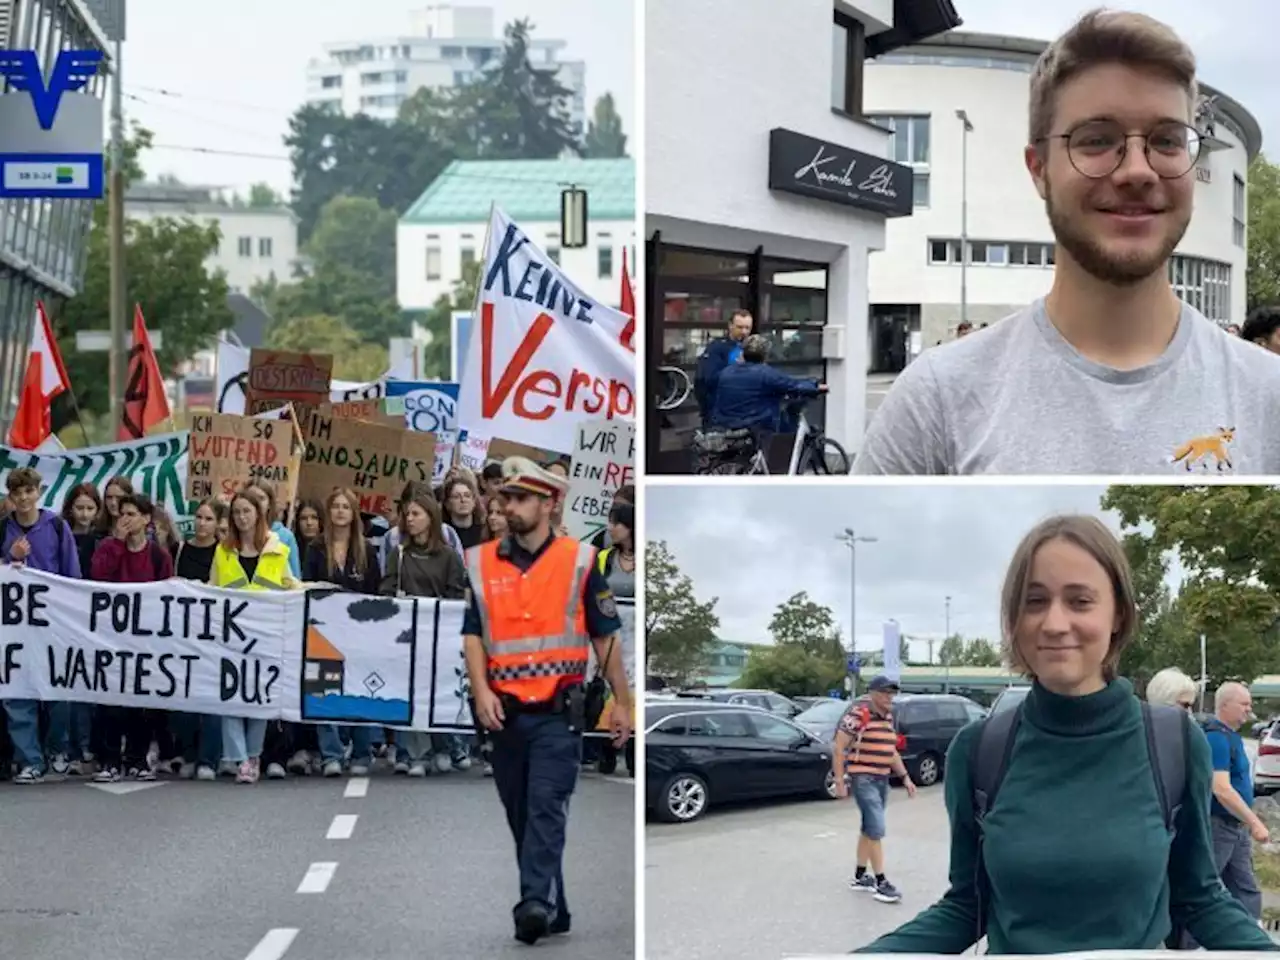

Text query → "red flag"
[8,301,70,449]
[619,247,635,353]
[118,305,171,441]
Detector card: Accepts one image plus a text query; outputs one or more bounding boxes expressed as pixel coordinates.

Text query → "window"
[913,173,930,208]
[899,701,939,731]
[937,701,971,724]
[750,714,806,744]
[425,247,442,281]
[831,11,866,116]
[964,703,987,722]
[598,243,613,279]
[460,247,475,271]
[928,239,1054,268]
[441,45,462,58]
[394,70,407,83]
[1169,255,1232,321]
[986,243,1008,265]
[687,711,754,738]
[258,237,273,258]
[546,245,561,265]
[654,715,687,736]
[929,240,950,264]
[237,236,251,257]
[1233,174,1246,247]
[1010,242,1029,266]
[320,75,341,89]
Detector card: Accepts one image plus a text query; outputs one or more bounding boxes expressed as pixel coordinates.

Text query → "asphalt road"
[645,784,947,960]
[0,765,635,960]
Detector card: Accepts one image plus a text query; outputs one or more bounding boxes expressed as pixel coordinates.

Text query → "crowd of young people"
[0,458,635,787]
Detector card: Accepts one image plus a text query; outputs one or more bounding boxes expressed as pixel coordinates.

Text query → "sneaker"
[407,762,427,778]
[432,752,452,774]
[67,758,84,776]
[394,760,410,775]
[483,761,494,778]
[145,744,160,772]
[49,753,70,775]
[195,765,216,782]
[322,760,342,778]
[126,768,142,780]
[849,874,877,893]
[550,911,572,936]
[236,761,257,784]
[13,766,43,784]
[452,754,472,772]
[218,759,238,778]
[134,768,156,782]
[350,761,370,777]
[266,762,287,780]
[178,762,196,780]
[287,750,310,775]
[874,879,903,904]
[93,767,121,783]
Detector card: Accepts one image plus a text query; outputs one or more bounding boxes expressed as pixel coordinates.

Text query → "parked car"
[676,688,805,719]
[989,685,1031,715]
[645,700,836,823]
[1252,718,1277,739]
[794,697,852,742]
[1256,723,1280,797]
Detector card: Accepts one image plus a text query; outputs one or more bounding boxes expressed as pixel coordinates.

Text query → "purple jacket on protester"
[1,508,81,578]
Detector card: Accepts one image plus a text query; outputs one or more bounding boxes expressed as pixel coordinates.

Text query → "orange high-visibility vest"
[466,536,595,705]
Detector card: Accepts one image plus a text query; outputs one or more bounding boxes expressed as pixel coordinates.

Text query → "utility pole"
[835,528,877,697]
[107,35,126,434]
[955,110,973,331]
[944,595,952,694]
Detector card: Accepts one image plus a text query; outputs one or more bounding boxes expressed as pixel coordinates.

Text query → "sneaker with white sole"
[134,768,156,782]
[394,760,410,775]
[407,762,427,777]
[483,761,494,777]
[287,750,310,775]
[432,753,452,774]
[266,762,287,780]
[93,767,121,783]
[452,755,472,772]
[218,760,238,778]
[49,754,70,776]
[13,766,43,784]
[322,760,342,778]
[350,762,370,777]
[874,879,903,904]
[195,765,216,782]
[849,874,877,893]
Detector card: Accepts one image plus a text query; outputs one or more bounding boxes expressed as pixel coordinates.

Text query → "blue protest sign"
[385,380,461,434]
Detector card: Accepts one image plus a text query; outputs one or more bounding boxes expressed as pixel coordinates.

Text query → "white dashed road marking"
[327,814,358,840]
[243,928,299,960]
[343,777,369,798]
[602,776,634,786]
[297,862,338,894]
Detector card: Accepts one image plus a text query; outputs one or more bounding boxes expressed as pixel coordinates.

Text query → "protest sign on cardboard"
[300,411,435,516]
[319,399,404,430]
[187,413,298,504]
[246,350,333,416]
[565,420,635,541]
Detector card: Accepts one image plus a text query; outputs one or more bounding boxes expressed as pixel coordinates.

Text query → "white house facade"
[863,31,1261,369]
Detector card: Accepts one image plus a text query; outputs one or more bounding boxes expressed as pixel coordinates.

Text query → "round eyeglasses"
[1039,120,1202,180]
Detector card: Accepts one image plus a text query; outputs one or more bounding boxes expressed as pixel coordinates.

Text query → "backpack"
[969,701,1189,949]
[2,512,72,574]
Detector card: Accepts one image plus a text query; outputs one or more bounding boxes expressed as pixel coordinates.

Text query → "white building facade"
[864,31,1261,369]
[305,4,586,128]
[125,183,301,296]
[645,0,961,472]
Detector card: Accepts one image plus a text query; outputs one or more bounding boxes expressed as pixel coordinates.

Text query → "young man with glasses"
[856,10,1280,475]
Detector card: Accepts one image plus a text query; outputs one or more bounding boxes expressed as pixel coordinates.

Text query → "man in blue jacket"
[2,467,80,783]
[693,309,754,422]
[710,335,826,436]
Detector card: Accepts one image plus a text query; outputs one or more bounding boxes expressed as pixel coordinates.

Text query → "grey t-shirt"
[854,299,1280,475]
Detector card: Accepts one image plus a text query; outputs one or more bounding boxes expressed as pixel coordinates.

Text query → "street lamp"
[956,109,974,330]
[835,528,878,695]
[944,594,952,694]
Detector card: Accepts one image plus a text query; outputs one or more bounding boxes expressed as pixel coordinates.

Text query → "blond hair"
[1146,667,1197,707]
[1000,515,1137,682]
[1028,9,1198,146]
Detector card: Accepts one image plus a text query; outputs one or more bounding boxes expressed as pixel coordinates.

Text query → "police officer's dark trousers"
[489,710,581,917]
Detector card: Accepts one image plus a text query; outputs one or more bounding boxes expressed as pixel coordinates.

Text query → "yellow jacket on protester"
[210,533,298,590]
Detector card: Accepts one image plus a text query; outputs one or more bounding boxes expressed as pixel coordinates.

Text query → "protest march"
[0,207,637,787]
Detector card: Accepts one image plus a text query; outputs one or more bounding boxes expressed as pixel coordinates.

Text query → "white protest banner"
[216,340,415,415]
[0,565,475,732]
[565,420,636,542]
[433,430,458,484]
[458,434,490,472]
[459,207,635,453]
[0,433,193,531]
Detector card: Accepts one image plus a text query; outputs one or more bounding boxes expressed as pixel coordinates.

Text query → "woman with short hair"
[1147,667,1199,711]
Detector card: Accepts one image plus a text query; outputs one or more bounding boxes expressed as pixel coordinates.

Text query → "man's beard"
[1044,180,1188,287]
[507,514,535,535]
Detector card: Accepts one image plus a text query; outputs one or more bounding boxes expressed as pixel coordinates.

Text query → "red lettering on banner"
[479,301,635,422]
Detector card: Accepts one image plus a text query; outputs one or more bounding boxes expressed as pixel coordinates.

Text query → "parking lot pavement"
[645,785,948,960]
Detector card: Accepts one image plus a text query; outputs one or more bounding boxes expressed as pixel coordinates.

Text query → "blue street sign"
[847,654,861,674]
[0,50,106,199]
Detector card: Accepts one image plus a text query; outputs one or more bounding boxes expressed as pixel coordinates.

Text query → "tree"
[264,314,388,383]
[247,182,282,209]
[53,124,233,425]
[938,634,1004,668]
[645,540,720,687]
[739,644,843,699]
[306,196,397,294]
[768,591,844,660]
[1247,153,1280,312]
[584,93,627,158]
[965,638,1003,668]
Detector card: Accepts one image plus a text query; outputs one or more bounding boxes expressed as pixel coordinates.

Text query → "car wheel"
[597,744,618,776]
[823,769,840,800]
[657,772,709,823]
[911,752,941,787]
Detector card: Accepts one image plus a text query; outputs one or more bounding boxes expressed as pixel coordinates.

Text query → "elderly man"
[1203,682,1268,922]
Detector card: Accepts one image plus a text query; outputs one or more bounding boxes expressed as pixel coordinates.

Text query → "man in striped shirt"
[833,675,916,903]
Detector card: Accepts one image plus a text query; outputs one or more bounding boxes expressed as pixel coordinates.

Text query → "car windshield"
[796,699,849,723]
[990,686,1030,714]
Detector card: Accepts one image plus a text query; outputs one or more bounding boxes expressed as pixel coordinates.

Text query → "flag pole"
[65,387,93,448]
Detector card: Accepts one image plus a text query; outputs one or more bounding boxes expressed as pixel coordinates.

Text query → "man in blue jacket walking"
[2,467,81,783]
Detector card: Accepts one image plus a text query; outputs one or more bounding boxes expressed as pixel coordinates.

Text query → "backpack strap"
[1143,702,1188,835]
[969,703,1023,943]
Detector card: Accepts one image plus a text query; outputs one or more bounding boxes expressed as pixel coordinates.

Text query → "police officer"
[463,457,633,945]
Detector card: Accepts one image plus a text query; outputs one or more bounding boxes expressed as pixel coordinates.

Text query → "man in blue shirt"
[1203,681,1266,922]
[693,309,753,422]
[710,335,826,434]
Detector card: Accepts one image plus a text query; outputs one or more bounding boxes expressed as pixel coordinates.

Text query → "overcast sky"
[944,0,1275,155]
[118,0,634,195]
[646,483,1154,662]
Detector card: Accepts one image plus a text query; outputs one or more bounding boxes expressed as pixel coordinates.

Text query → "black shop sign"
[768,128,914,218]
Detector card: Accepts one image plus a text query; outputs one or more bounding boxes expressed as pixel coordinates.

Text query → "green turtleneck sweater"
[858,679,1277,954]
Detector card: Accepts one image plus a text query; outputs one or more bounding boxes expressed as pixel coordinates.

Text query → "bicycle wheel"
[702,458,747,476]
[800,436,851,475]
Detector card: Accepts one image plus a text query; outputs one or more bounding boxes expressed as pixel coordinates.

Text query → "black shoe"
[550,911,571,935]
[513,901,552,945]
[874,879,903,904]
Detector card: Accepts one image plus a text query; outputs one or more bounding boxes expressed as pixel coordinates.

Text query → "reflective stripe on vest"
[213,545,290,592]
[468,537,593,703]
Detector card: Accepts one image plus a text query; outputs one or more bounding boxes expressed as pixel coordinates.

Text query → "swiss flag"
[619,247,635,353]
[8,301,71,450]
[118,305,171,441]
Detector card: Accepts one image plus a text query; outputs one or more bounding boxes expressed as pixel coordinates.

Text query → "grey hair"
[1145,667,1197,707]
[1214,681,1250,711]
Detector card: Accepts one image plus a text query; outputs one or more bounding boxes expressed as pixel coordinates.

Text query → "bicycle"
[656,366,692,411]
[693,396,850,475]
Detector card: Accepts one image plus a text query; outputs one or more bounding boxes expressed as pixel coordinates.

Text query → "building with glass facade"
[0,0,112,438]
